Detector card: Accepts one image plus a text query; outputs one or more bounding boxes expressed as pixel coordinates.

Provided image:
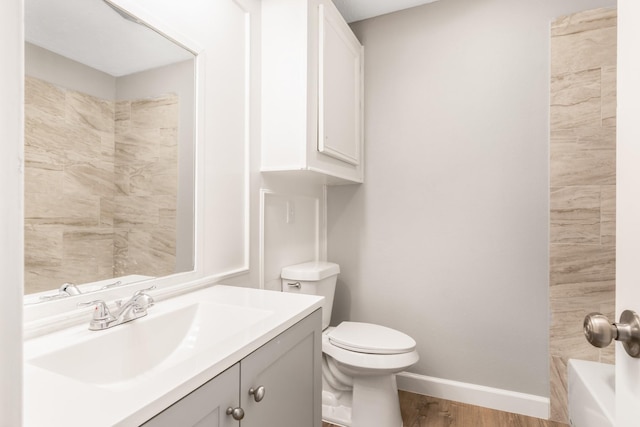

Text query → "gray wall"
[25,42,116,100]
[327,0,615,397]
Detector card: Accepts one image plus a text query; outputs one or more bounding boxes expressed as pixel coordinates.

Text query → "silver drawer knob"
[584,310,640,358]
[226,406,244,420]
[249,385,266,402]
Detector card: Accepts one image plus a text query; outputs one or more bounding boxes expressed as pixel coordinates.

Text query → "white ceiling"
[333,0,441,23]
[25,0,194,77]
[25,0,440,77]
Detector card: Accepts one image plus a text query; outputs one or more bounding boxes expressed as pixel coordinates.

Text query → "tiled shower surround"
[24,76,178,294]
[549,8,616,423]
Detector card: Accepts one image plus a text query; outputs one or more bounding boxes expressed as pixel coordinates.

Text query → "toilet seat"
[322,324,419,373]
[327,322,416,354]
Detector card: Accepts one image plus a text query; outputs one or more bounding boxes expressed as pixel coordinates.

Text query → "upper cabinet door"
[261,0,364,184]
[318,3,363,166]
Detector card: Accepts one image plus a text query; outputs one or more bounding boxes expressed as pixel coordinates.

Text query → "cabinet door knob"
[249,385,266,402]
[226,406,245,420]
[584,310,640,358]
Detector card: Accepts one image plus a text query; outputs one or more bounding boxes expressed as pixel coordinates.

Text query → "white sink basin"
[29,301,271,388]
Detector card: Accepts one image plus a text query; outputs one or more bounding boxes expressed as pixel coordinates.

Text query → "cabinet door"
[240,310,322,427]
[142,364,239,427]
[318,2,363,166]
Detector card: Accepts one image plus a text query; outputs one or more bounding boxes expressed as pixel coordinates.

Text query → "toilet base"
[322,389,351,426]
[321,374,403,427]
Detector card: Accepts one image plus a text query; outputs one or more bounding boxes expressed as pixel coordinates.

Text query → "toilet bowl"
[281,261,419,427]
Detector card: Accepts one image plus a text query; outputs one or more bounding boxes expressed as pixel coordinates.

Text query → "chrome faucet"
[79,286,156,331]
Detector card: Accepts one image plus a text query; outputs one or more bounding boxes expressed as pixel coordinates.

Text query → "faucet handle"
[135,291,155,308]
[134,293,155,312]
[129,286,156,313]
[78,300,112,321]
[133,285,157,297]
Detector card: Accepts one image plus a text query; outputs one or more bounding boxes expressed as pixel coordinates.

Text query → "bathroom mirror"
[23,0,197,300]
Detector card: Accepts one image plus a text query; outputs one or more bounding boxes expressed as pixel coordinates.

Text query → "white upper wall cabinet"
[262,0,364,184]
[318,3,362,166]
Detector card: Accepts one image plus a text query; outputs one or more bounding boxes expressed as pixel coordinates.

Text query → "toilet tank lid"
[281,261,340,281]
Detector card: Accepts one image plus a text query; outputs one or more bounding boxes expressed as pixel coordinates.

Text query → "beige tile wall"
[549,8,616,423]
[24,76,177,294]
[113,96,178,277]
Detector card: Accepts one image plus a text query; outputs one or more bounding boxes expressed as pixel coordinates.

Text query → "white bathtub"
[568,359,614,427]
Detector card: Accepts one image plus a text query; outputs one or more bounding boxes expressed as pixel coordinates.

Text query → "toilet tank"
[281,261,340,330]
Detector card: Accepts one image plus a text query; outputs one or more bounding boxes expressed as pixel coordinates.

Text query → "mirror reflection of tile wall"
[24,76,177,294]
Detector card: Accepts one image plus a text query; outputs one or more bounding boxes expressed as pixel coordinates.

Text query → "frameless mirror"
[23,0,196,302]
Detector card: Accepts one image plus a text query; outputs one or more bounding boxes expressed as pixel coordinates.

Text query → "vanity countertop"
[23,285,323,426]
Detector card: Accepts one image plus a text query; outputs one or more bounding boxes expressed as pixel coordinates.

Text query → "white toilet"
[281,261,419,427]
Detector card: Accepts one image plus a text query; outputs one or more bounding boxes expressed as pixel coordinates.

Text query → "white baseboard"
[396,372,550,420]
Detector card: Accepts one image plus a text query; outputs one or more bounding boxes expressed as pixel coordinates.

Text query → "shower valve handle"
[584,310,640,358]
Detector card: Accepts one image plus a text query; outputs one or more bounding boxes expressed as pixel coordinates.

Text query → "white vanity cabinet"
[262,0,364,184]
[143,310,322,427]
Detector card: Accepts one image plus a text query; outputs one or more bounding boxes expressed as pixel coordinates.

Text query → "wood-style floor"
[322,391,569,427]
